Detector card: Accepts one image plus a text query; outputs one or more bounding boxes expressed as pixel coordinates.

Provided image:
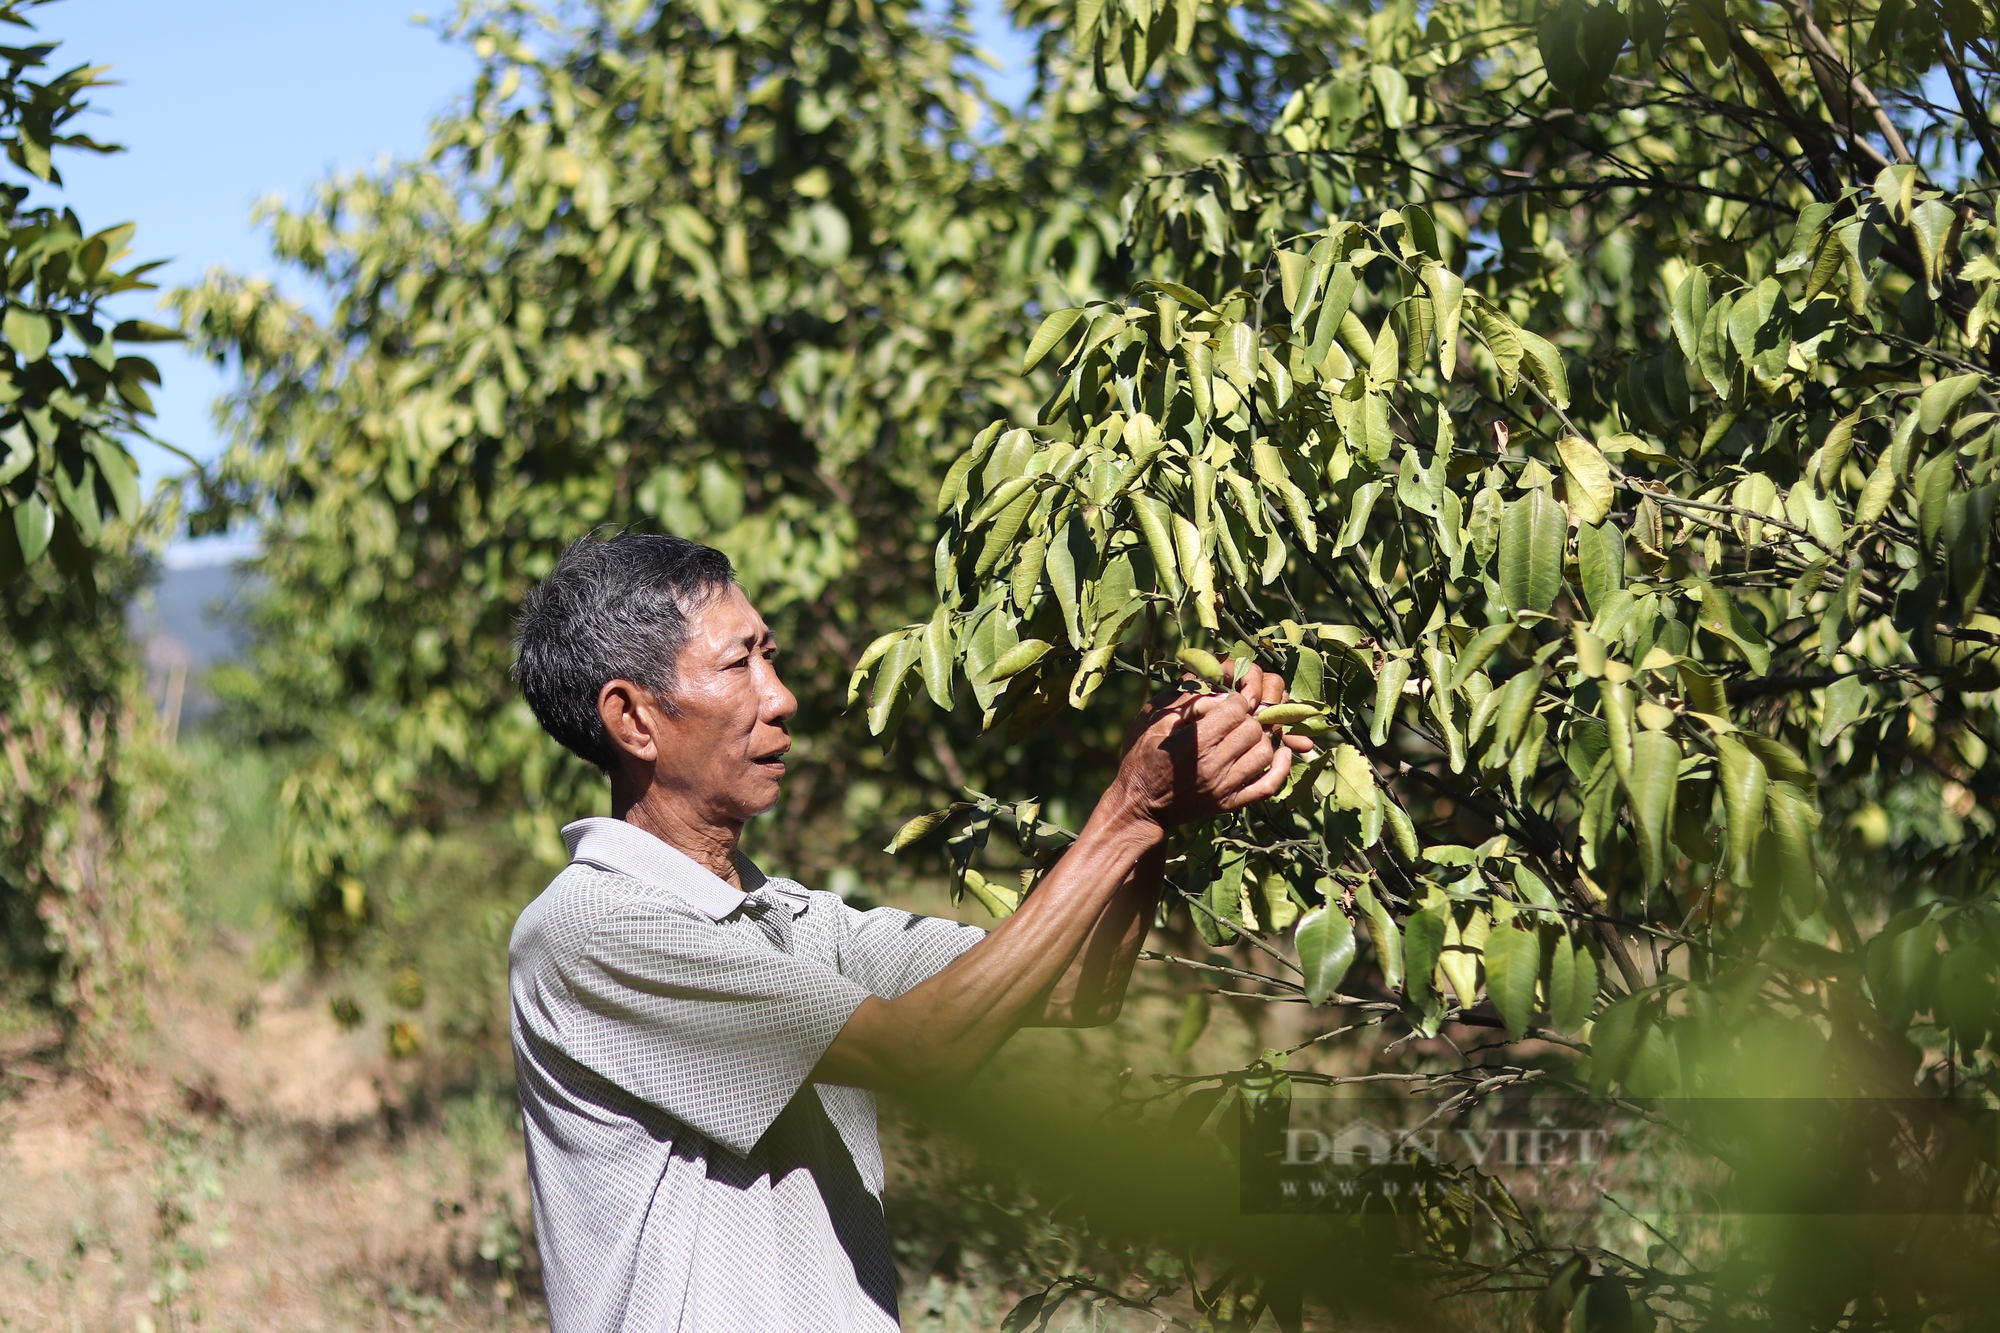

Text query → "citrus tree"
[857,0,2000,1323]
[0,0,180,1036]
[0,0,170,589]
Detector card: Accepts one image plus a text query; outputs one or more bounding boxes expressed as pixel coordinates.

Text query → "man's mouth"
[753,750,789,771]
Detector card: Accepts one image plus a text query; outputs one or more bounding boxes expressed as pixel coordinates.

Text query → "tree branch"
[1943,40,2000,179]
[1777,0,1915,166]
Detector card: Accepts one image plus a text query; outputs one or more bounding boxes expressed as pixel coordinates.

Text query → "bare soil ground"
[0,959,545,1332]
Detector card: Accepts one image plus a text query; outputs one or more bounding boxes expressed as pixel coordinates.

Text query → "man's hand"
[1108,660,1316,828]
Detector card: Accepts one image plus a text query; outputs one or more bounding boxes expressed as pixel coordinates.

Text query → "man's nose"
[761,665,798,725]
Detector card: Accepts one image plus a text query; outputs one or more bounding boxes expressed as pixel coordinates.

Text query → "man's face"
[646,586,798,822]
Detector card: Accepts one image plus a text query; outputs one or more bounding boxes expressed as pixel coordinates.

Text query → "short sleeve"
[557,901,871,1156]
[835,905,987,999]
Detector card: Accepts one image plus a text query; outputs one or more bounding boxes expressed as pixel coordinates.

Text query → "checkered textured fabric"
[510,818,985,1332]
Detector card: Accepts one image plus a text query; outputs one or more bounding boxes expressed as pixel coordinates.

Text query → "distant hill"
[127,560,257,731]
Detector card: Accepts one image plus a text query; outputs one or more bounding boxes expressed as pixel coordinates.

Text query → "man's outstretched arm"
[810,666,1308,1090]
[1027,661,1298,1027]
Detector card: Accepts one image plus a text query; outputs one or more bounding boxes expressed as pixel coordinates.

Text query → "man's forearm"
[1027,841,1164,1027]
[810,784,1164,1089]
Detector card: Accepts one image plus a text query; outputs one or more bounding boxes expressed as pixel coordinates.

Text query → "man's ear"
[598,678,666,765]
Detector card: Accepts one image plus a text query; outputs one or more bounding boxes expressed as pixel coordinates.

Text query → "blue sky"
[34,0,1034,563]
[32,1,478,507]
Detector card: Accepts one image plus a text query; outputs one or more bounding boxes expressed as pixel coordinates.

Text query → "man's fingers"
[1220,744,1294,810]
[1281,731,1317,753]
[1258,671,1285,707]
[1230,661,1265,703]
[1215,733,1282,793]
[1193,714,1267,774]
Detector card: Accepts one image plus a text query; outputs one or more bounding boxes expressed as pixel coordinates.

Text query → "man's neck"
[611,785,744,887]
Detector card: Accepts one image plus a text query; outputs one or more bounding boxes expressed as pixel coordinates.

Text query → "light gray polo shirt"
[510,817,986,1332]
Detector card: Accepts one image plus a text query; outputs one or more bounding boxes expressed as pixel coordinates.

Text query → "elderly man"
[509,532,1308,1332]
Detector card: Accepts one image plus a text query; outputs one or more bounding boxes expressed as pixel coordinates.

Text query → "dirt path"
[0,967,540,1333]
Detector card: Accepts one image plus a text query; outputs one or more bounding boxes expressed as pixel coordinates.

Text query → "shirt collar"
[560,817,809,920]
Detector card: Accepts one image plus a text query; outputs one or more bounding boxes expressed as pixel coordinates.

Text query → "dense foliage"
[850,0,2000,1324]
[0,0,168,589]
[0,0,179,1037]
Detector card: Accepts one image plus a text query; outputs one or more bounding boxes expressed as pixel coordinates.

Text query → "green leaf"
[1048,510,1089,647]
[1556,434,1614,526]
[1371,655,1410,745]
[1473,302,1524,392]
[4,307,50,362]
[1738,732,1815,793]
[1548,933,1598,1031]
[1439,907,1486,1009]
[1498,487,1565,614]
[1698,584,1771,675]
[848,629,906,705]
[1508,711,1547,800]
[112,319,181,343]
[88,439,140,524]
[1588,995,1649,1093]
[1916,450,1956,547]
[1402,900,1446,1008]
[1170,991,1211,1055]
[1766,781,1820,916]
[1423,264,1464,379]
[1516,327,1570,407]
[1717,735,1767,883]
[1356,879,1402,992]
[1206,847,1249,941]
[1628,728,1680,886]
[1296,906,1357,1006]
[1920,373,1982,434]
[1277,249,1313,315]
[1023,306,1085,372]
[1291,645,1324,703]
[867,636,921,735]
[1577,519,1625,613]
[986,637,1052,682]
[919,605,956,709]
[1600,677,1636,787]
[12,492,51,565]
[1911,197,1960,296]
[1937,945,1997,1051]
[1671,267,1710,363]
[1450,621,1515,691]
[1001,1294,1047,1333]
[1368,320,1400,386]
[1131,494,1183,599]
[1011,530,1048,609]
[1489,665,1544,752]
[1327,742,1377,813]
[885,804,967,853]
[1819,674,1867,745]
[1483,917,1540,1038]
[1870,918,1940,1028]
[1384,799,1419,861]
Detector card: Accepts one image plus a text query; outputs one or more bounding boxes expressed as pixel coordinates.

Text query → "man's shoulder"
[511,861,707,958]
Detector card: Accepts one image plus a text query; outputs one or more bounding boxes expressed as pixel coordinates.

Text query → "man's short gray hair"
[514,532,737,772]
